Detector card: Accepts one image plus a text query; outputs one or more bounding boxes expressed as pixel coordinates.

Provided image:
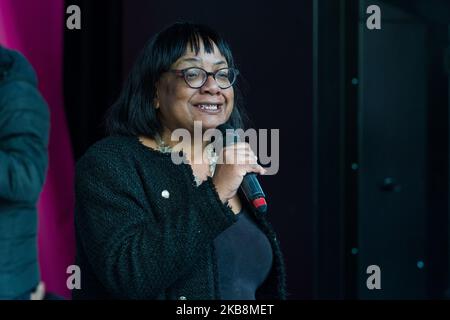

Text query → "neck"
[158,128,209,164]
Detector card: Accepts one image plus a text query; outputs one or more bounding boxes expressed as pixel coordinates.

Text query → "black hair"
[105,21,247,137]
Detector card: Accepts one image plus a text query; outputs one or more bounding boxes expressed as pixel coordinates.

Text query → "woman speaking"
[74,22,286,300]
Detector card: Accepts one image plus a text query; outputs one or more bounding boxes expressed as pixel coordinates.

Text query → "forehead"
[174,41,227,66]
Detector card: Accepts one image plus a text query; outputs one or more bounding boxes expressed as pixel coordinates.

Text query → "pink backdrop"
[0,0,75,299]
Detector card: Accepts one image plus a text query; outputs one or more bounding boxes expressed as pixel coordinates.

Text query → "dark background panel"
[356,0,449,299]
[448,24,450,298]
[313,0,450,299]
[358,1,428,299]
[426,21,450,300]
[312,0,360,299]
[64,0,123,160]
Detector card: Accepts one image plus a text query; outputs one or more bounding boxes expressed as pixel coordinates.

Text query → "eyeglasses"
[169,67,239,89]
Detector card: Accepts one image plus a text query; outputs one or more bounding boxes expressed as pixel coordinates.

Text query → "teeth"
[198,104,218,110]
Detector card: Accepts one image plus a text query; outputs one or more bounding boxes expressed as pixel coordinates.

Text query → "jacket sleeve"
[0,82,50,203]
[75,151,238,299]
[255,223,287,300]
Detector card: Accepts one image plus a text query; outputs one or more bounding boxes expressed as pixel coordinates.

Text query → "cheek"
[226,89,235,113]
[162,83,193,108]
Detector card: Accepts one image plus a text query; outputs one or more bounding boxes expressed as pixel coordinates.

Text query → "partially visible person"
[0,46,50,300]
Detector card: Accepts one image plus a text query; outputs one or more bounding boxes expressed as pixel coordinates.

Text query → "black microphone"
[217,124,267,214]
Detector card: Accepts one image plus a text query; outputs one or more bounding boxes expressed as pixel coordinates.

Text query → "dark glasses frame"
[169,67,239,89]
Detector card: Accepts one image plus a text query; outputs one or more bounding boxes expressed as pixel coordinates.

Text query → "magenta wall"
[0,0,75,299]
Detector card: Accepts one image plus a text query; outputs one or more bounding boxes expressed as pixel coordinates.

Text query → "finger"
[235,154,258,165]
[225,152,258,165]
[223,143,256,155]
[246,164,266,175]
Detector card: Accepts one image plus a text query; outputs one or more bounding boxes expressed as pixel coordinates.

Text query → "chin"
[193,117,226,131]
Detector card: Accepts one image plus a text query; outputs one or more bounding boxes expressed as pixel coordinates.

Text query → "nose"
[199,74,221,95]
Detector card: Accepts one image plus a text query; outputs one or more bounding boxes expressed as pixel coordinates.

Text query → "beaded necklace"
[154,133,218,186]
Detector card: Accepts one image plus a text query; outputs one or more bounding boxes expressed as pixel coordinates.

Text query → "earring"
[154,91,160,109]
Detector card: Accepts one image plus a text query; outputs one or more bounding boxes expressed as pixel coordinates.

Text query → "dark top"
[73,135,286,300]
[214,207,273,300]
[0,46,49,298]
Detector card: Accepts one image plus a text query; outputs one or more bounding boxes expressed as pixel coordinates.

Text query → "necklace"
[154,133,218,186]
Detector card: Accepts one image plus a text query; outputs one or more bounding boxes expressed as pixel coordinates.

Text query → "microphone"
[217,124,267,214]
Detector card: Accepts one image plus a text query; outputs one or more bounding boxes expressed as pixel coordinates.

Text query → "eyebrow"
[178,57,227,66]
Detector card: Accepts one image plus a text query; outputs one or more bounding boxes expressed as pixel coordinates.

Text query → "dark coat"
[0,46,49,298]
[74,135,287,300]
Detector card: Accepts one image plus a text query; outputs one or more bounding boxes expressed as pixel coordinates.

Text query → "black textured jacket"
[73,135,287,300]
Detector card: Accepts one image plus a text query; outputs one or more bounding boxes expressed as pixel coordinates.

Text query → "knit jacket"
[73,135,287,300]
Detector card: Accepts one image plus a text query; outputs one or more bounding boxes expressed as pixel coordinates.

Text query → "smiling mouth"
[192,104,223,113]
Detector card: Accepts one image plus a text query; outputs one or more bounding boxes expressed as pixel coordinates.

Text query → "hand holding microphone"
[212,124,268,214]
